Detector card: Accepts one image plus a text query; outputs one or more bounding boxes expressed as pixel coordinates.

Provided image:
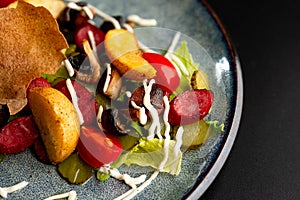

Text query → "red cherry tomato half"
[26,77,51,96]
[77,126,123,168]
[142,52,180,93]
[75,23,105,49]
[0,0,16,8]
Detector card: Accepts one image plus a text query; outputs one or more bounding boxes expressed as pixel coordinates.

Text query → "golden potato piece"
[104,29,156,80]
[28,87,80,164]
[8,0,66,18]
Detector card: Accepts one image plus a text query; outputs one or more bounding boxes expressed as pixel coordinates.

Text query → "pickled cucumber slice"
[180,120,210,149]
[58,153,93,184]
[190,70,210,90]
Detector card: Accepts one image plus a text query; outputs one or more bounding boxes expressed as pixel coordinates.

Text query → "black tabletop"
[201,1,300,200]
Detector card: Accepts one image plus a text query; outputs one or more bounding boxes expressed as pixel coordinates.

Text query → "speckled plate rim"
[185,1,244,199]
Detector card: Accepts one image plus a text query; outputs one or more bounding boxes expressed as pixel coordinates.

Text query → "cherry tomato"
[0,0,16,8]
[26,77,51,96]
[142,52,180,93]
[77,126,123,168]
[75,23,105,49]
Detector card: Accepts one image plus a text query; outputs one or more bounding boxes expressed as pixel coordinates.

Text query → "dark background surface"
[201,1,300,200]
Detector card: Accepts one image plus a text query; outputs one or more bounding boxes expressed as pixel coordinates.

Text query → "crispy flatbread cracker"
[0,1,68,115]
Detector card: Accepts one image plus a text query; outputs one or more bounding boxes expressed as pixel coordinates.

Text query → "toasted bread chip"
[8,0,66,18]
[0,1,68,115]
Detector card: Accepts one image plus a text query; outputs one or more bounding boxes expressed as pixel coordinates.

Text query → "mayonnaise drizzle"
[122,23,157,53]
[44,190,77,200]
[115,170,159,200]
[174,126,184,157]
[99,165,146,190]
[164,32,189,76]
[158,96,171,171]
[64,59,75,77]
[0,181,28,198]
[130,101,147,125]
[67,2,93,19]
[87,30,97,55]
[103,63,112,93]
[82,6,94,20]
[88,4,121,29]
[67,1,121,29]
[97,105,103,123]
[143,79,162,141]
[126,14,157,26]
[66,78,84,125]
[125,91,132,98]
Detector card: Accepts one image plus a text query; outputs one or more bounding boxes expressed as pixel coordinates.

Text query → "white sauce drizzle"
[87,30,97,55]
[143,79,162,141]
[67,2,121,29]
[122,23,134,33]
[0,181,28,198]
[97,105,103,123]
[64,59,75,77]
[103,63,112,93]
[67,2,93,20]
[44,190,77,200]
[99,165,146,190]
[125,91,132,98]
[174,126,184,157]
[130,101,147,125]
[115,170,159,200]
[166,32,181,54]
[168,53,189,76]
[158,96,171,171]
[126,14,157,26]
[164,32,189,76]
[66,78,84,125]
[82,6,94,20]
[88,4,121,29]
[67,2,82,11]
[122,23,157,53]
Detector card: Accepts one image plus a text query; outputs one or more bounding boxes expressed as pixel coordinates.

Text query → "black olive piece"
[101,108,131,136]
[67,53,87,71]
[99,16,123,33]
[0,104,9,128]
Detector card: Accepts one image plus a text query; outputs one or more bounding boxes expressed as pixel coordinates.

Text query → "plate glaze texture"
[0,0,243,199]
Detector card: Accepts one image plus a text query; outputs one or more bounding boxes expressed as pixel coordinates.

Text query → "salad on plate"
[0,0,225,199]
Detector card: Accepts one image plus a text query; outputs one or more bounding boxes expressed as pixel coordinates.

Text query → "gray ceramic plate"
[0,0,243,199]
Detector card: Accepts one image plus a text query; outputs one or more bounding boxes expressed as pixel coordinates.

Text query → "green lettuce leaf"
[174,41,199,74]
[41,66,70,86]
[0,154,7,163]
[171,41,200,98]
[112,138,182,175]
[207,121,225,139]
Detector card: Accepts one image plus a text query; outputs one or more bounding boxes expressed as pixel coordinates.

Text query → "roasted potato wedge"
[28,87,80,164]
[8,0,66,18]
[104,29,156,80]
